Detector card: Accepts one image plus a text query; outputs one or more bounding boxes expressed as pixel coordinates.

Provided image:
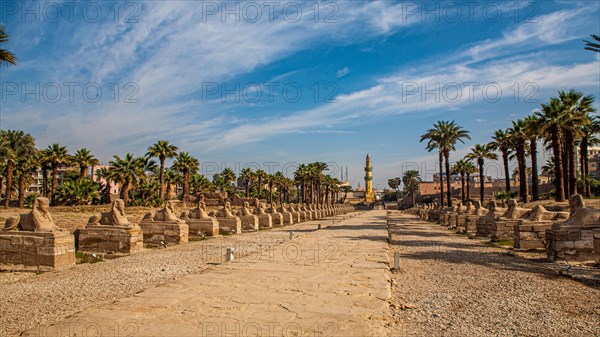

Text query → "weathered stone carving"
[143,200,184,223]
[87,199,133,228]
[554,194,600,229]
[3,197,63,232]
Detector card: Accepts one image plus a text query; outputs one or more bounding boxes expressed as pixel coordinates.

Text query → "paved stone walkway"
[24,211,392,337]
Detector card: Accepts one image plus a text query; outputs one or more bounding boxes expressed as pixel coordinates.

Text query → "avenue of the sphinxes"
[1,2,600,336]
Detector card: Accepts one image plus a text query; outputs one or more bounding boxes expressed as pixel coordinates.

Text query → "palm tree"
[189,173,212,197]
[465,143,497,203]
[490,129,513,192]
[273,171,285,204]
[164,168,182,199]
[507,120,529,203]
[254,169,268,198]
[95,166,114,204]
[146,140,179,200]
[267,173,276,204]
[402,170,422,207]
[583,34,600,52]
[523,116,542,201]
[0,130,36,208]
[15,154,38,208]
[439,121,471,207]
[542,158,555,179]
[0,25,17,66]
[55,178,101,206]
[172,152,199,202]
[109,153,145,204]
[420,124,445,206]
[536,98,566,201]
[72,148,99,179]
[451,160,469,203]
[38,148,52,197]
[558,89,594,196]
[464,161,477,201]
[240,168,254,197]
[45,143,71,205]
[293,165,309,203]
[580,115,600,197]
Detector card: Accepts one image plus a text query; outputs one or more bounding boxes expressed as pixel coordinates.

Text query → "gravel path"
[388,213,600,337]
[0,213,359,336]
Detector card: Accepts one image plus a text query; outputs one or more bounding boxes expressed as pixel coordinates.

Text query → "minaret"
[365,154,375,203]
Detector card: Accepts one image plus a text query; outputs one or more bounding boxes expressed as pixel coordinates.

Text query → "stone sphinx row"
[413,195,600,263]
[0,197,353,271]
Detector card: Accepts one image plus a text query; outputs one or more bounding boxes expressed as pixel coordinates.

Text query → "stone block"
[77,226,144,257]
[185,219,219,237]
[239,215,259,232]
[257,214,273,229]
[0,231,75,271]
[139,221,188,245]
[217,218,242,235]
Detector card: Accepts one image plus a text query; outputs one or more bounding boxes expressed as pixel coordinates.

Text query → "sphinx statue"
[143,200,184,223]
[215,201,237,219]
[525,205,569,222]
[471,200,487,216]
[501,199,531,219]
[484,200,506,219]
[554,194,600,229]
[181,200,213,220]
[3,197,63,232]
[87,199,133,228]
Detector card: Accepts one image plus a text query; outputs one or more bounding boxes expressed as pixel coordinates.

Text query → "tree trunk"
[566,130,577,196]
[3,161,13,208]
[105,181,112,204]
[478,161,484,202]
[466,173,471,201]
[581,137,591,197]
[51,165,58,206]
[269,183,273,204]
[562,139,569,197]
[80,165,86,179]
[42,167,49,197]
[460,173,465,203]
[444,151,452,207]
[183,171,190,203]
[530,138,539,201]
[517,143,529,203]
[502,151,510,192]
[438,151,444,207]
[159,159,165,200]
[552,131,565,201]
[18,174,26,208]
[245,179,250,197]
[121,181,130,204]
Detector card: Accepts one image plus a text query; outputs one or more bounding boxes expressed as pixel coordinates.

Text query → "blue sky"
[1,0,599,189]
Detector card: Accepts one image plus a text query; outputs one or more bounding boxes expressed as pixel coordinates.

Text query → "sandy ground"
[387,213,600,337]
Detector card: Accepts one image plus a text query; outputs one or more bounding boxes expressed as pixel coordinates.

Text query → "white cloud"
[336,67,350,78]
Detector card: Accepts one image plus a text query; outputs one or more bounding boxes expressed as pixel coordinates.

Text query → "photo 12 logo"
[200,1,338,23]
[201,81,339,104]
[1,82,139,104]
[0,1,140,23]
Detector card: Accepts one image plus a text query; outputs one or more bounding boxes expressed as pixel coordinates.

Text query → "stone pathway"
[23,211,392,337]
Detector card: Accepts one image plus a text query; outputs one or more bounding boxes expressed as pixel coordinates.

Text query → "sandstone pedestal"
[257,214,273,229]
[0,231,75,271]
[546,227,600,263]
[139,221,188,245]
[186,219,219,237]
[514,222,553,250]
[77,226,143,257]
[239,215,259,232]
[464,215,479,234]
[476,217,495,238]
[268,212,284,227]
[217,218,242,235]
[490,219,518,242]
